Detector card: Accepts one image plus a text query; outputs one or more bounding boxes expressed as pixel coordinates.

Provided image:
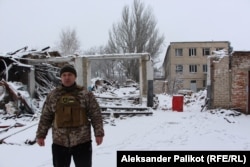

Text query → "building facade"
[162,41,231,94]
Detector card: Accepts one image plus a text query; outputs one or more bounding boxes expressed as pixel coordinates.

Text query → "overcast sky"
[0,0,249,57]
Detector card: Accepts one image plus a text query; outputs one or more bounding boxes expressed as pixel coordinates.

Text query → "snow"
[0,88,250,167]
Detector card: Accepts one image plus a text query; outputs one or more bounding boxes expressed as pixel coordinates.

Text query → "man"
[36,64,104,167]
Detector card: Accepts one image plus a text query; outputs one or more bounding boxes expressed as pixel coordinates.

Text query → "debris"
[201,98,209,112]
[24,138,36,145]
[0,122,25,134]
[0,123,38,144]
[0,80,34,114]
[224,117,235,123]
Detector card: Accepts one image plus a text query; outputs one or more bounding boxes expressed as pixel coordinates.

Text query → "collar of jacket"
[61,82,77,92]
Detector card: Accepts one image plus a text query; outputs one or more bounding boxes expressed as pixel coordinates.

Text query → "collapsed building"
[0,46,63,114]
[0,47,155,115]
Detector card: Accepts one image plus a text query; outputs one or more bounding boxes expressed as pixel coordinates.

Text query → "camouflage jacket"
[36,84,104,147]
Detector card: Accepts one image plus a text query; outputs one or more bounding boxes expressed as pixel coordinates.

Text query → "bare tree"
[107,0,165,81]
[58,28,81,56]
[83,46,125,83]
[83,46,107,79]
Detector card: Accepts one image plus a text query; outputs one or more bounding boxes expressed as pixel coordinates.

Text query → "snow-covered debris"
[211,49,228,60]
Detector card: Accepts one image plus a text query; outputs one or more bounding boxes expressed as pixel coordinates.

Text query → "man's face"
[61,72,76,87]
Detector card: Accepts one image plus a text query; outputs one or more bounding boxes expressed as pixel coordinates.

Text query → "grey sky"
[0,0,249,58]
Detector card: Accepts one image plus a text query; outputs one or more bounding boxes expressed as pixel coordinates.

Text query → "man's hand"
[36,138,45,146]
[95,136,103,146]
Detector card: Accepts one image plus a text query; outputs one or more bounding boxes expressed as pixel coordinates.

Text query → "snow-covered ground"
[0,88,250,167]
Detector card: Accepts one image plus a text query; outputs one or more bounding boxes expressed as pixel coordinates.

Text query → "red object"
[172,95,184,112]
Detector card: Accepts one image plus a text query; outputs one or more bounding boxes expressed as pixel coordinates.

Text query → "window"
[203,80,206,87]
[176,65,183,73]
[175,48,183,56]
[203,64,207,72]
[203,48,210,56]
[191,80,196,83]
[189,65,197,73]
[189,48,196,56]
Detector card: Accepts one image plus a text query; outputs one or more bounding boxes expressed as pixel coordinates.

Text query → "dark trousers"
[52,141,92,167]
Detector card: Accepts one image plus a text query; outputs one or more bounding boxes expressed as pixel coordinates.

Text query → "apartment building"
[162,41,231,94]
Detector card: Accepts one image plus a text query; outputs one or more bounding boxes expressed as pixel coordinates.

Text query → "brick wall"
[210,51,250,114]
[210,56,231,108]
[231,52,250,114]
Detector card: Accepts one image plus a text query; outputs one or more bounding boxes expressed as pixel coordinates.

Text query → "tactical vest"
[54,90,88,128]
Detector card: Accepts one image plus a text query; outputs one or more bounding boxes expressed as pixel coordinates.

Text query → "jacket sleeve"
[86,91,105,137]
[36,93,55,139]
